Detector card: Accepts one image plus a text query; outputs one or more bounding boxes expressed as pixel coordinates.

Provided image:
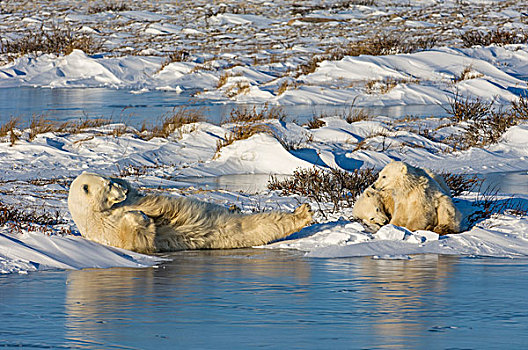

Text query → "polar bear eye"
[376,208,380,212]
[83,184,89,194]
[381,175,386,179]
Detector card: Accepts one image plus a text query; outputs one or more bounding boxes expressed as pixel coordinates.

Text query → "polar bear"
[352,187,394,230]
[68,172,313,253]
[371,161,461,235]
[352,168,451,230]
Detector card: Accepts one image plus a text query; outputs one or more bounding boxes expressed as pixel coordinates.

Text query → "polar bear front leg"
[433,195,461,235]
[117,211,157,254]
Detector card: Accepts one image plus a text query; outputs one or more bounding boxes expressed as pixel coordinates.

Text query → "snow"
[1,0,528,274]
[1,46,526,106]
[0,231,164,274]
[1,114,528,273]
[267,216,528,259]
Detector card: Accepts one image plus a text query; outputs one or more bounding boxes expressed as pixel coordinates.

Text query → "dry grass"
[453,65,483,83]
[87,2,130,14]
[365,77,397,94]
[277,80,292,95]
[1,24,102,57]
[158,49,192,71]
[460,28,528,47]
[26,116,111,141]
[324,35,436,62]
[0,107,208,144]
[224,104,285,124]
[511,93,528,118]
[345,107,372,123]
[0,200,67,234]
[467,186,528,226]
[0,118,20,146]
[276,133,314,151]
[305,115,326,129]
[215,123,272,153]
[445,91,493,123]
[225,81,251,97]
[268,167,378,216]
[297,56,325,76]
[445,93,528,150]
[141,106,205,140]
[217,72,231,88]
[441,172,482,197]
[215,104,285,153]
[1,116,111,144]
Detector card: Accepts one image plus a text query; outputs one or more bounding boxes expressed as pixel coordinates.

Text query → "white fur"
[68,172,313,253]
[371,161,461,235]
[353,169,451,230]
[352,186,394,230]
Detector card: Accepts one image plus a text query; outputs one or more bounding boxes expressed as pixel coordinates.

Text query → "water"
[1,251,527,349]
[0,87,449,127]
[2,87,528,349]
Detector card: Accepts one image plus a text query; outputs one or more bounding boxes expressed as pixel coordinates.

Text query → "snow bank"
[267,215,528,259]
[0,231,164,274]
[1,45,526,106]
[1,105,528,274]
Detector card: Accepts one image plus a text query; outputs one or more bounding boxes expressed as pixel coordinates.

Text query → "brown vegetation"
[452,65,483,83]
[1,25,102,57]
[268,167,378,216]
[460,29,528,47]
[0,200,67,234]
[141,106,205,140]
[215,104,286,153]
[441,172,482,197]
[87,2,130,14]
[445,93,528,150]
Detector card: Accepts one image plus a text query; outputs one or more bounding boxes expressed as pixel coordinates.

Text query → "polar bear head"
[372,161,408,191]
[352,187,390,229]
[68,172,129,215]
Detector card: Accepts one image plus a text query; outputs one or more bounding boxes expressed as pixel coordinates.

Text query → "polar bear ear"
[364,188,374,197]
[395,161,408,174]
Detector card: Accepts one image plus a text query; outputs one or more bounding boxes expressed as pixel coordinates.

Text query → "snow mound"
[189,133,313,176]
[267,215,528,259]
[1,45,526,106]
[0,231,165,274]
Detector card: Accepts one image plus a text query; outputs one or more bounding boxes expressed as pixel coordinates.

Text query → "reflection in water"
[64,249,313,347]
[357,255,454,346]
[0,87,450,127]
[63,251,459,349]
[3,252,528,348]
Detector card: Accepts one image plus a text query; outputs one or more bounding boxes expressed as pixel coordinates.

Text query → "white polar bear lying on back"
[353,162,461,235]
[68,172,313,253]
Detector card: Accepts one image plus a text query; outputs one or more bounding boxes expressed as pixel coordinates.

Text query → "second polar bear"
[352,167,451,230]
[356,162,461,234]
[68,172,313,253]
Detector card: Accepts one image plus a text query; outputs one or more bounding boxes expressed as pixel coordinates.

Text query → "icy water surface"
[1,250,528,349]
[0,87,449,127]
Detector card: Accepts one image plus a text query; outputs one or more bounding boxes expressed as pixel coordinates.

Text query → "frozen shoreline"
[1,0,528,274]
[1,115,528,273]
[1,45,527,107]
